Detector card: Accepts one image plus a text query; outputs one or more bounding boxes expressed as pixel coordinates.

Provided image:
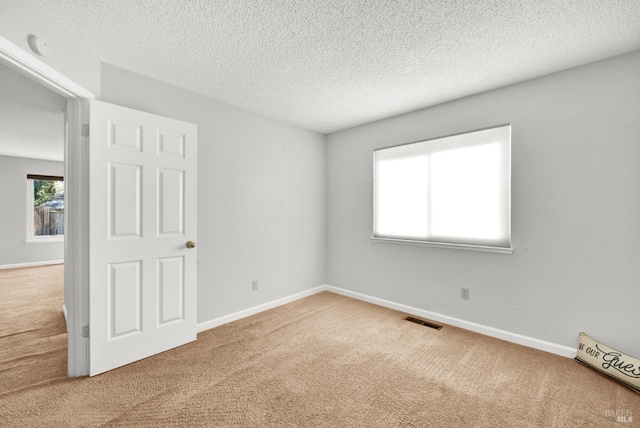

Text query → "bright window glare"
[376,156,429,238]
[373,124,511,249]
[430,143,501,240]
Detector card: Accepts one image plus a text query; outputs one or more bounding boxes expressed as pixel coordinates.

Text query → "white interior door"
[89,100,197,376]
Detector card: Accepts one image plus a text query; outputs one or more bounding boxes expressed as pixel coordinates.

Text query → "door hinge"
[81,124,90,137]
[82,324,90,338]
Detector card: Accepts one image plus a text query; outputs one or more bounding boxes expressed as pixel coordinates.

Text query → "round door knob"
[186,241,196,249]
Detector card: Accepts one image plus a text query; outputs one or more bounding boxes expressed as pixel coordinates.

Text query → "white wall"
[0,0,100,97]
[327,51,640,356]
[0,155,64,267]
[100,63,326,324]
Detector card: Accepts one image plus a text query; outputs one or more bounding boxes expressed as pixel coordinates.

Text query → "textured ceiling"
[30,0,640,134]
[0,62,66,162]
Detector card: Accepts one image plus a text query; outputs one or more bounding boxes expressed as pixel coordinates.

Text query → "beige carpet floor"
[0,266,638,427]
[0,264,67,395]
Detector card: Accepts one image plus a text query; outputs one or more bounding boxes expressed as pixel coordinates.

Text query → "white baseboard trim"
[62,304,68,332]
[0,260,64,270]
[195,284,576,359]
[197,286,327,333]
[325,285,577,359]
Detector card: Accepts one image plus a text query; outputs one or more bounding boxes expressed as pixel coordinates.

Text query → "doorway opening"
[0,61,67,387]
[0,37,94,377]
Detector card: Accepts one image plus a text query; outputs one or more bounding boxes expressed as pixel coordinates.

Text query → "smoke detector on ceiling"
[28,35,52,58]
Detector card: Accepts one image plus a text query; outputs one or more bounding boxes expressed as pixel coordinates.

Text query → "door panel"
[109,162,142,238]
[108,261,142,339]
[89,100,197,376]
[158,256,185,325]
[158,168,185,236]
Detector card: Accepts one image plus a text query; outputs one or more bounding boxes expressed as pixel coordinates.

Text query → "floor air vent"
[404,316,443,330]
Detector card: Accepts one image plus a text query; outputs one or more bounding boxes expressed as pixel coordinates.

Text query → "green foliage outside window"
[34,179,62,206]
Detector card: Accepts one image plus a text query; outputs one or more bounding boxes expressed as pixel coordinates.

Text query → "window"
[373,124,511,253]
[26,174,64,241]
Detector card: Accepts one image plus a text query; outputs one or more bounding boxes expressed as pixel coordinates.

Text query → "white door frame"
[0,35,94,376]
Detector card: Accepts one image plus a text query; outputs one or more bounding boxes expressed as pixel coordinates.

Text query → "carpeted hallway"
[0,266,637,427]
[0,264,67,395]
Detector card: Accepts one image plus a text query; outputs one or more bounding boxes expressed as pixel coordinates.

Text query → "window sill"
[371,236,513,254]
[25,236,64,244]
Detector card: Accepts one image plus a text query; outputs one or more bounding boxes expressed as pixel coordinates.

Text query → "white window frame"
[26,175,65,243]
[372,124,512,254]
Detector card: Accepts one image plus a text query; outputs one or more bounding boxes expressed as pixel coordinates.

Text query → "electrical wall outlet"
[461,287,470,300]
[252,280,259,291]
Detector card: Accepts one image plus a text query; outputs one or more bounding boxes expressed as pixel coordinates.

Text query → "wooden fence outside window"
[33,206,64,236]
